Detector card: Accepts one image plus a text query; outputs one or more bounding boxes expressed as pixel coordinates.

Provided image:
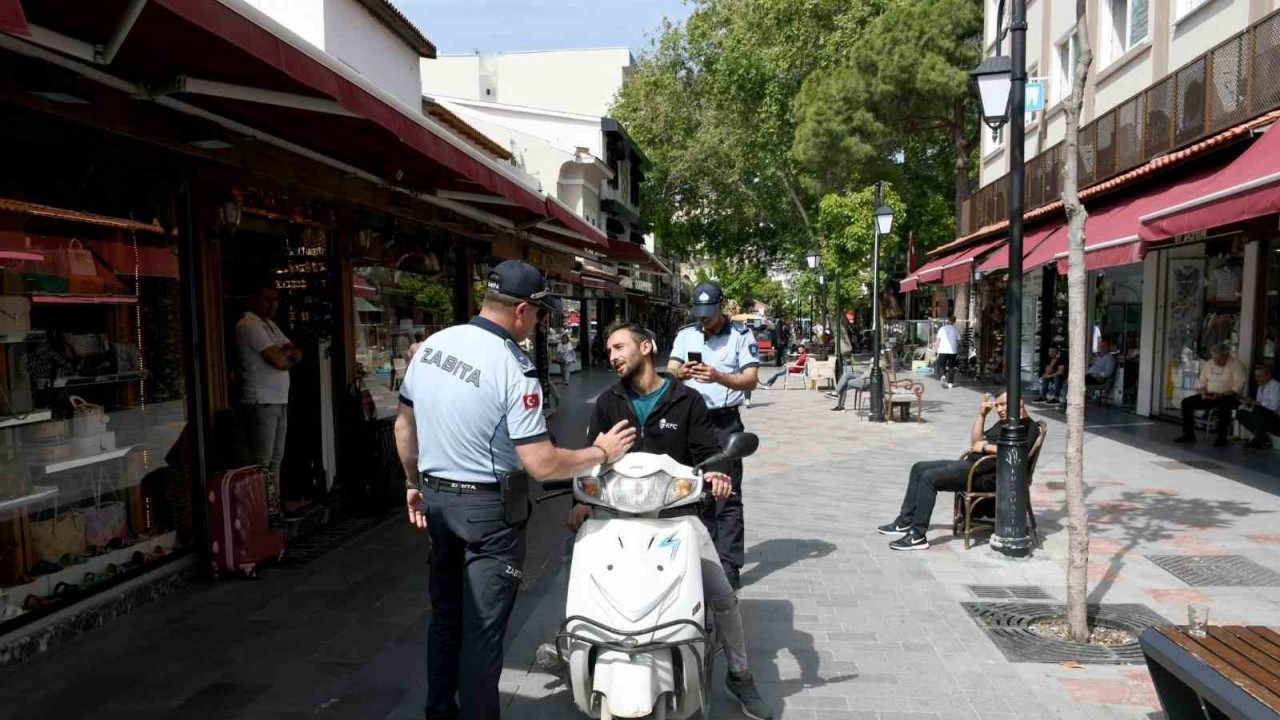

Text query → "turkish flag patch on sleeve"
[523,393,541,409]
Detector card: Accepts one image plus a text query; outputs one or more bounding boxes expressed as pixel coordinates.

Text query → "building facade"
[903,0,1280,423]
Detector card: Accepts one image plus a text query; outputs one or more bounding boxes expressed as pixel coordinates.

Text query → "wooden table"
[1140,625,1280,719]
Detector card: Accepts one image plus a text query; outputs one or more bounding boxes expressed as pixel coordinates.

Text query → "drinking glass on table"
[1188,603,1210,638]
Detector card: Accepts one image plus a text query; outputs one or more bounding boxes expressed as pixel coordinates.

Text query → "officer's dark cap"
[486,260,562,312]
[691,282,724,318]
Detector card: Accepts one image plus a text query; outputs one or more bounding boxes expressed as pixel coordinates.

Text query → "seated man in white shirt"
[1085,338,1117,387]
[1176,343,1248,446]
[1236,364,1280,449]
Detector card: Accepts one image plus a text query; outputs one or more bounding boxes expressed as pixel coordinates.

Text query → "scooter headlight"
[598,471,678,513]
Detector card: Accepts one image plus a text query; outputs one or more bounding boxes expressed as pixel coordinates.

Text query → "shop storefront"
[0,105,197,635]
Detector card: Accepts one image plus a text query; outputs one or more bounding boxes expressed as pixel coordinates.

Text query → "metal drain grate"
[966,585,1054,600]
[1152,460,1225,471]
[962,603,1169,664]
[1145,555,1280,587]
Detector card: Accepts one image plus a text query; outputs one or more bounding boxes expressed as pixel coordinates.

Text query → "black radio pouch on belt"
[499,470,531,525]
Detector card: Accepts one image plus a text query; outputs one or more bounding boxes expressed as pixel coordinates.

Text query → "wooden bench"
[1141,625,1280,720]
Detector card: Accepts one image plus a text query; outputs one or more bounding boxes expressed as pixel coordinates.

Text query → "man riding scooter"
[537,321,774,720]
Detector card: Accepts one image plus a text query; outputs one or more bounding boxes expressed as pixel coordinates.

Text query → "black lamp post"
[972,0,1032,558]
[805,250,821,345]
[868,182,895,423]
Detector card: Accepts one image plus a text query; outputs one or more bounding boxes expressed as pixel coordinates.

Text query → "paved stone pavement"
[505,374,1280,720]
[4,369,1280,719]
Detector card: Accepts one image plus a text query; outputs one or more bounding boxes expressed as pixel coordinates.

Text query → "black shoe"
[725,671,774,720]
[877,521,911,535]
[889,530,929,551]
[1213,438,1229,447]
[725,568,741,590]
[1174,434,1196,444]
[830,405,844,411]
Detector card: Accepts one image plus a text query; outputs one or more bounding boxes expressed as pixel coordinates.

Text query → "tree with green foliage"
[615,0,980,283]
[792,0,983,236]
[818,183,906,316]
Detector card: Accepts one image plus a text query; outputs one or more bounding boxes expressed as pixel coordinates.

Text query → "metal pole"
[834,270,842,377]
[868,181,886,422]
[993,0,1032,558]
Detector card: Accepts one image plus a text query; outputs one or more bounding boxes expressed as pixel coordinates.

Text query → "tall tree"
[792,0,983,237]
[1060,0,1094,645]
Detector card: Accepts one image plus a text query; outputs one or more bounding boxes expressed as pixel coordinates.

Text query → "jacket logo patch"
[523,393,541,409]
[658,418,678,431]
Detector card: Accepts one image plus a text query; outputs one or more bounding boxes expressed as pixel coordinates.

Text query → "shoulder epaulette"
[731,322,752,335]
[678,322,700,332]
[504,339,539,378]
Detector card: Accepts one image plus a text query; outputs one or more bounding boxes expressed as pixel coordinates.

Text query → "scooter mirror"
[722,432,759,459]
[694,432,759,472]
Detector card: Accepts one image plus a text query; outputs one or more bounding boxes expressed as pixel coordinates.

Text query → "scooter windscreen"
[574,452,701,514]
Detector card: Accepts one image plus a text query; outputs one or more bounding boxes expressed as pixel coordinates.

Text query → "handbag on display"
[59,239,96,276]
[30,509,86,565]
[84,471,128,547]
[69,395,109,437]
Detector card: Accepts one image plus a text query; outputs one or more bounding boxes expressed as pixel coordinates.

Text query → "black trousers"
[1180,394,1240,440]
[707,407,746,581]
[423,484,526,720]
[936,353,957,381]
[895,455,994,534]
[1237,405,1280,442]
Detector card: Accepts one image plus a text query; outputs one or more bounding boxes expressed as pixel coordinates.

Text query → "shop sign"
[1174,229,1207,245]
[549,280,572,297]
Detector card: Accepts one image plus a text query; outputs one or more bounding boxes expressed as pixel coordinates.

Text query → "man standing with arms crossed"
[668,282,760,589]
[395,260,635,720]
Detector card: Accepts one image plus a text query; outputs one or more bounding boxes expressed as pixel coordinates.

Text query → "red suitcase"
[207,466,285,577]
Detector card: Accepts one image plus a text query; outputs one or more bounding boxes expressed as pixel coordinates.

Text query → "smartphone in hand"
[688,351,703,364]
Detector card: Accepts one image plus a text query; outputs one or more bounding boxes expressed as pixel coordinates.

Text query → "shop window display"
[352,239,456,420]
[1156,238,1245,420]
[0,215,189,627]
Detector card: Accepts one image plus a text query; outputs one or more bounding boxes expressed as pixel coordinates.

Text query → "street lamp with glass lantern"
[867,186,894,423]
[805,250,821,345]
[971,0,1033,559]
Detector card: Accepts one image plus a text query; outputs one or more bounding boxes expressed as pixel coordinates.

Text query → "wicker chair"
[951,420,1048,549]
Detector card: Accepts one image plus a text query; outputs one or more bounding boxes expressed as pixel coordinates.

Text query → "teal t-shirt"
[629,378,670,427]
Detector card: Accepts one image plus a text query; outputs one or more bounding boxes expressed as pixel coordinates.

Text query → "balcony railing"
[960,8,1280,237]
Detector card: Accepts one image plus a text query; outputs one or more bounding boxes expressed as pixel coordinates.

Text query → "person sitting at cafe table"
[1235,364,1280,449]
[1175,343,1248,447]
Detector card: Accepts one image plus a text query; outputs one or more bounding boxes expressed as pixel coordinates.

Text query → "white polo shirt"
[236,312,291,405]
[670,318,760,410]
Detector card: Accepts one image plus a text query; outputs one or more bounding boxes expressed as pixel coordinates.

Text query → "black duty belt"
[707,406,742,418]
[422,474,501,493]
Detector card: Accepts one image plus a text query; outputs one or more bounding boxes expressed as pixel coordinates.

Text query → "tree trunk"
[952,98,973,235]
[1061,0,1094,645]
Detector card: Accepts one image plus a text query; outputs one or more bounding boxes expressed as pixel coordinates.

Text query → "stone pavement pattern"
[3,370,1280,719]
[506,375,1280,720]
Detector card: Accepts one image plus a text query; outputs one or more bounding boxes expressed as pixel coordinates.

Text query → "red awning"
[603,239,670,274]
[353,275,378,299]
[1140,125,1280,242]
[13,0,606,249]
[977,222,1064,274]
[0,0,27,35]
[940,237,1004,286]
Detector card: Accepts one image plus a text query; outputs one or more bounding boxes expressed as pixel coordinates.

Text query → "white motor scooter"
[538,433,759,720]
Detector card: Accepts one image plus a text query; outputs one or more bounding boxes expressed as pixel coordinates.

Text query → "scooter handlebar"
[542,478,574,491]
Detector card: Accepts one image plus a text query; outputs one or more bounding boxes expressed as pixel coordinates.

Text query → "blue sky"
[397,0,693,55]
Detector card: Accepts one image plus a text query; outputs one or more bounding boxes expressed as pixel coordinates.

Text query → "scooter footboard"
[593,649,674,718]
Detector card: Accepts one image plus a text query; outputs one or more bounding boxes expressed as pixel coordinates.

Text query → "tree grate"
[962,602,1170,664]
[1145,555,1280,587]
[966,585,1055,600]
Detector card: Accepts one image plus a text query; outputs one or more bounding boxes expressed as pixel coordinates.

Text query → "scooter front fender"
[592,648,674,718]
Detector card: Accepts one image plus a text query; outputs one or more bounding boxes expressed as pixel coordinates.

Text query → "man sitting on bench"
[1085,338,1116,389]
[1175,343,1247,447]
[877,393,1039,551]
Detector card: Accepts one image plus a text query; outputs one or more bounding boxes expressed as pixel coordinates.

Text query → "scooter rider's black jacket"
[584,376,732,514]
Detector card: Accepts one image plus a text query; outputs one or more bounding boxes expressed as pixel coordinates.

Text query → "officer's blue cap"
[486,260,562,312]
[691,282,724,318]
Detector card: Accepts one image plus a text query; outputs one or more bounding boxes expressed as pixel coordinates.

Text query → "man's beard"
[615,359,642,383]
